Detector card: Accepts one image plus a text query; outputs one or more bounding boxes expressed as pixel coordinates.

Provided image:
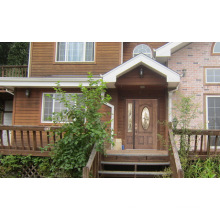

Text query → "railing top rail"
[0,125,61,131]
[168,128,184,178]
[85,144,97,170]
[174,129,220,136]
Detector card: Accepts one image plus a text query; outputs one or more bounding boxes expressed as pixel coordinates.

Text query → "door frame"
[125,99,158,150]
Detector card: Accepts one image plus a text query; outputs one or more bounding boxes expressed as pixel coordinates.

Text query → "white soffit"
[103,54,180,88]
[156,42,191,57]
[0,77,95,89]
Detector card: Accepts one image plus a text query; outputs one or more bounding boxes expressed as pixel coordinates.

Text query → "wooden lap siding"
[29,42,122,77]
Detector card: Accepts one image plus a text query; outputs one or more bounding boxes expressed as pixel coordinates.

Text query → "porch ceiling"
[103,54,180,89]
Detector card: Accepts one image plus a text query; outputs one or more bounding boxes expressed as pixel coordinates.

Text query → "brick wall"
[168,42,220,129]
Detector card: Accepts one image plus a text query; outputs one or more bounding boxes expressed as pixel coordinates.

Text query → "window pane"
[133,44,152,58]
[85,42,94,61]
[43,95,53,121]
[208,97,215,107]
[206,68,220,83]
[68,42,84,61]
[57,42,66,61]
[54,94,66,112]
[213,42,220,53]
[208,97,220,129]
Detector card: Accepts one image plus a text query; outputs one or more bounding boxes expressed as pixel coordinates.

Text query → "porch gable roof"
[103,54,180,88]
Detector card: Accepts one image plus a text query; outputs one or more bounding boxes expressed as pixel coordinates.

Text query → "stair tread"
[98,170,168,175]
[105,153,168,157]
[101,161,170,165]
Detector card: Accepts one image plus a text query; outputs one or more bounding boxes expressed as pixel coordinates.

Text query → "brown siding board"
[30,42,121,77]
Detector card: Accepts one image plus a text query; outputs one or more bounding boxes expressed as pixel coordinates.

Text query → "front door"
[125,99,157,149]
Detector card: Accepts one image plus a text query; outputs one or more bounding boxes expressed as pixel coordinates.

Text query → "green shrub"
[0,155,51,178]
[45,73,114,177]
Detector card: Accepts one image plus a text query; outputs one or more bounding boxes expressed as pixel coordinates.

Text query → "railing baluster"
[194,135,198,153]
[200,135,203,155]
[40,131,43,149]
[53,133,56,145]
[13,130,17,149]
[47,131,50,145]
[207,135,211,156]
[33,131,37,151]
[0,130,3,146]
[21,130,24,150]
[214,135,218,155]
[27,130,31,150]
[187,135,191,153]
[7,130,11,148]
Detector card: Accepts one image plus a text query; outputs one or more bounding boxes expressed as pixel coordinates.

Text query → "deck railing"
[0,125,61,156]
[83,144,101,178]
[173,129,220,158]
[1,65,28,77]
[168,128,184,178]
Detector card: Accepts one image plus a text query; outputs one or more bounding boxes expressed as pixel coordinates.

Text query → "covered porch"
[104,54,180,151]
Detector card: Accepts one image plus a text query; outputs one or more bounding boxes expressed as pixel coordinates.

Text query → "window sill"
[204,82,220,86]
[53,61,96,65]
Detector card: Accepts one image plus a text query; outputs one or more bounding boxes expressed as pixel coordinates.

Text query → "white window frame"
[206,95,220,148]
[41,93,82,123]
[133,44,152,58]
[205,68,220,84]
[55,42,95,62]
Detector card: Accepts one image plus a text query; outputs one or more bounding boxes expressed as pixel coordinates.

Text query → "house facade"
[1,42,220,152]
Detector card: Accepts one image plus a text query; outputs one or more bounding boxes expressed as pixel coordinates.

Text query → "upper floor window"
[56,42,94,62]
[206,68,220,83]
[213,42,220,54]
[133,44,152,58]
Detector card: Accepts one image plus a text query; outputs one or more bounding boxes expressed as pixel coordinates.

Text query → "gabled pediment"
[103,54,180,89]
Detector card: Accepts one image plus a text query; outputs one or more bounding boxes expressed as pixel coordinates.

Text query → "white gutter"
[104,102,115,149]
[0,77,101,88]
[168,86,179,122]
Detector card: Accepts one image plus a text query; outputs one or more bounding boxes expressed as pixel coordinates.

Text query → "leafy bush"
[46,73,114,177]
[182,156,220,178]
[0,155,51,178]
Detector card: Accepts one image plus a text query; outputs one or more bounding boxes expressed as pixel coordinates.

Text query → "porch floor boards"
[106,149,168,156]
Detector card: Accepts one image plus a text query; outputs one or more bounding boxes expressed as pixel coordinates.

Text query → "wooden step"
[98,170,168,176]
[101,161,170,166]
[105,153,168,157]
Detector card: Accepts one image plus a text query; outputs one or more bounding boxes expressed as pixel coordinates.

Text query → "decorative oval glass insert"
[142,107,150,130]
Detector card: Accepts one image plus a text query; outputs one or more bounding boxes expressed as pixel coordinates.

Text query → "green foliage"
[47,73,113,177]
[0,42,29,65]
[172,92,220,178]
[0,155,51,178]
[0,43,12,65]
[182,156,220,178]
[7,42,29,65]
[172,92,201,131]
